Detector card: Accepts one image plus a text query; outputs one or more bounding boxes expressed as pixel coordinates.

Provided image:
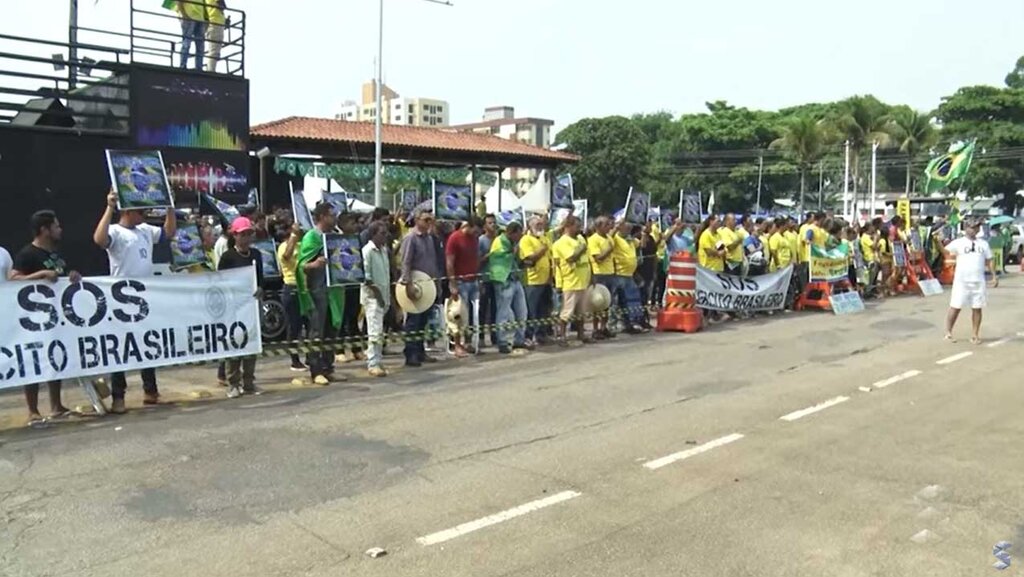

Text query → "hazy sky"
[10,0,1024,134]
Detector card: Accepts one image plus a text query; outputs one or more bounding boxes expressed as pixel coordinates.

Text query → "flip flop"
[944,334,956,343]
[26,417,48,429]
[970,337,982,345]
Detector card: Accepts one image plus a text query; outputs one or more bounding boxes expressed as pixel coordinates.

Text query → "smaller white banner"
[695,265,793,312]
[829,291,865,315]
[919,278,944,297]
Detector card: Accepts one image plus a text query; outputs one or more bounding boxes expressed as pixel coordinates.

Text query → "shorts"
[560,289,588,322]
[950,281,986,309]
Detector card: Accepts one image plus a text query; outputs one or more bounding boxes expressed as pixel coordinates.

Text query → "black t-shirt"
[638,233,657,281]
[217,247,264,288]
[13,244,68,276]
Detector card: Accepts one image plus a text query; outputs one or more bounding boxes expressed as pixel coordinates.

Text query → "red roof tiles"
[250,116,577,163]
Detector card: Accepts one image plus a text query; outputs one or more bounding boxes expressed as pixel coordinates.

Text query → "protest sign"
[552,174,574,210]
[909,228,923,253]
[252,239,280,279]
[809,245,849,282]
[695,265,793,312]
[0,268,261,391]
[919,278,943,296]
[433,181,471,222]
[549,207,570,229]
[397,189,420,213]
[322,191,349,216]
[623,188,650,226]
[496,207,525,229]
[893,242,907,267]
[106,150,174,210]
[324,233,364,286]
[202,193,240,226]
[660,209,676,231]
[829,291,865,315]
[681,191,702,224]
[169,222,208,271]
[574,199,588,227]
[290,184,313,231]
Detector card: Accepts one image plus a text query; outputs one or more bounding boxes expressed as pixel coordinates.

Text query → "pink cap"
[229,217,255,235]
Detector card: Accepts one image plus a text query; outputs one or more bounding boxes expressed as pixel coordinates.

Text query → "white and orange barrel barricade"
[657,251,702,333]
[939,251,956,285]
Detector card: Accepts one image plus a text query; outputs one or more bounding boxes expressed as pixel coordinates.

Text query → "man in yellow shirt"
[860,222,880,297]
[275,221,306,371]
[717,214,744,273]
[551,216,592,345]
[519,216,553,345]
[587,217,615,338]
[698,216,726,272]
[768,217,793,272]
[612,219,644,334]
[204,0,227,73]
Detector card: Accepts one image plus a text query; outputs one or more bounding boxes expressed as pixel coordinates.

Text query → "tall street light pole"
[374,0,454,208]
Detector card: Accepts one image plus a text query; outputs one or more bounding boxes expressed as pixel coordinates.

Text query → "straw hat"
[588,283,612,313]
[396,270,437,314]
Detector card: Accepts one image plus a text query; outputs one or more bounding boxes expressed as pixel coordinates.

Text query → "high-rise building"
[450,106,556,193]
[336,81,449,127]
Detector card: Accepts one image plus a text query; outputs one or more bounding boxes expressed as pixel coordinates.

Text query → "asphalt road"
[3,280,1024,577]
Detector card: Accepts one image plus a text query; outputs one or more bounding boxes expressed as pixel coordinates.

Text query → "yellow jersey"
[612,233,638,277]
[718,226,743,264]
[552,234,591,291]
[518,232,552,286]
[768,232,793,270]
[698,228,724,272]
[587,233,615,276]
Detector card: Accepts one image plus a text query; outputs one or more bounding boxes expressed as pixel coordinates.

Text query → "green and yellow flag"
[162,0,177,10]
[924,140,975,193]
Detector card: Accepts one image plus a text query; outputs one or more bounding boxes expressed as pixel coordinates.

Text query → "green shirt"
[487,234,519,284]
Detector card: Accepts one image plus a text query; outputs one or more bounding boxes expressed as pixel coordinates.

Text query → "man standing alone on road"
[944,220,998,344]
[93,190,176,414]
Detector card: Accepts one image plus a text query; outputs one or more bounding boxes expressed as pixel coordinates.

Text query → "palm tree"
[833,96,892,212]
[770,115,826,211]
[887,106,938,195]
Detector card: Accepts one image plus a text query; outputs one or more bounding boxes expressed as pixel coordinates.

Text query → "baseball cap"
[229,217,255,235]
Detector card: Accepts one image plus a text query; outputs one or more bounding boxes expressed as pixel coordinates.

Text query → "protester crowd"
[0,190,1008,427]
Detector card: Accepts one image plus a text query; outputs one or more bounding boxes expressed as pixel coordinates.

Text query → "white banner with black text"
[695,265,794,312]
[0,268,261,390]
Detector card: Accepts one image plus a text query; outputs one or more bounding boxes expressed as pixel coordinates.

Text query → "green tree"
[886,106,938,195]
[1005,55,1024,89]
[769,115,827,211]
[833,95,892,210]
[555,116,650,212]
[935,85,1024,211]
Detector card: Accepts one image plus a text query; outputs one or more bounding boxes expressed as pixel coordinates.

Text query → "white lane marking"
[779,396,850,422]
[858,386,873,393]
[987,336,1014,348]
[872,370,923,390]
[936,351,973,365]
[415,490,581,546]
[642,433,745,470]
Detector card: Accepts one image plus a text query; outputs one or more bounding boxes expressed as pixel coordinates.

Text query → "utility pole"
[373,0,453,208]
[870,141,879,220]
[843,140,850,221]
[755,154,764,214]
[373,0,384,208]
[817,160,824,210]
[68,0,78,90]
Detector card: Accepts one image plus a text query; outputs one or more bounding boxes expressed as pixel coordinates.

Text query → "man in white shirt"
[93,189,177,413]
[0,246,11,282]
[944,220,997,344]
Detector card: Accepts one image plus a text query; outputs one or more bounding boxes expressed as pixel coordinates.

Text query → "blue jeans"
[524,284,552,340]
[494,280,526,347]
[403,311,430,363]
[613,276,643,326]
[457,279,480,338]
[180,19,207,70]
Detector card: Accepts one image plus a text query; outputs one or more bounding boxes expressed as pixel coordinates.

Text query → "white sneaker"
[226,387,242,399]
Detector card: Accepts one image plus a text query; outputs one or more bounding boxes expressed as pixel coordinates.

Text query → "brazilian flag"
[924,140,975,193]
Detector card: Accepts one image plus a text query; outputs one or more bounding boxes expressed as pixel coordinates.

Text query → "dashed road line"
[643,433,745,470]
[415,490,581,546]
[936,351,973,365]
[779,396,850,422]
[987,336,1014,348]
[872,370,923,390]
